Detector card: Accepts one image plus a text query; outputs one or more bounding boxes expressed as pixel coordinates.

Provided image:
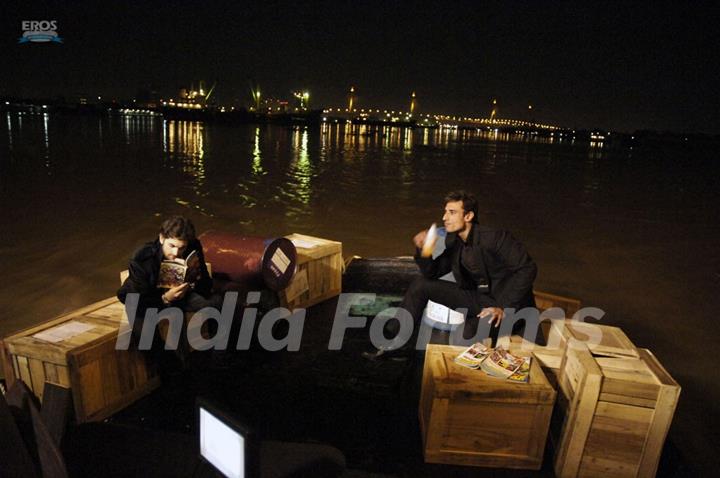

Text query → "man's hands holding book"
[162,282,190,304]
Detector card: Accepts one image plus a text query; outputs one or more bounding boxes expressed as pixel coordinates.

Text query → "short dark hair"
[159,215,196,242]
[444,190,478,223]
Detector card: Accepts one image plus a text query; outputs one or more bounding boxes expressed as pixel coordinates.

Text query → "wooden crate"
[419,344,556,470]
[528,320,639,374]
[535,290,581,342]
[534,290,582,318]
[281,234,343,309]
[552,340,680,478]
[2,297,160,423]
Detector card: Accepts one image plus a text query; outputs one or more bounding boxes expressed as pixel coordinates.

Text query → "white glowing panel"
[199,407,245,478]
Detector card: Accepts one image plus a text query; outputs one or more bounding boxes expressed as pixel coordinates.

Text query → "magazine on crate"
[454,344,532,383]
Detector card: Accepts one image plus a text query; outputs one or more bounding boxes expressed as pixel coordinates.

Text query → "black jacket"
[117,238,212,312]
[415,225,537,309]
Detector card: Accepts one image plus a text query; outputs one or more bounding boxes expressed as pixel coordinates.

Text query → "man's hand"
[413,229,428,249]
[478,307,504,328]
[164,283,190,303]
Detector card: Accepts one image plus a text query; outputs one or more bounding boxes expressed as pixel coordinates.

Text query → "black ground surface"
[60,258,692,477]
[98,297,689,478]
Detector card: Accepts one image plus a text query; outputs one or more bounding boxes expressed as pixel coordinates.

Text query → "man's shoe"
[361,347,409,362]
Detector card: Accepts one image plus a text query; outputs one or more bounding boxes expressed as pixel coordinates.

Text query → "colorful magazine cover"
[454,342,491,369]
[479,347,526,378]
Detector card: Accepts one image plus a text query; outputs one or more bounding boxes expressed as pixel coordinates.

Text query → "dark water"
[2,112,719,471]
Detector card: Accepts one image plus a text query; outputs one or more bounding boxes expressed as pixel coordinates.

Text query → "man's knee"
[407,276,435,296]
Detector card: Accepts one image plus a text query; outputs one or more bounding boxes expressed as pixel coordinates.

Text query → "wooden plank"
[28,358,47,401]
[75,360,105,420]
[17,355,33,391]
[56,366,71,387]
[423,398,448,458]
[636,351,681,478]
[566,322,639,359]
[5,341,68,366]
[99,352,122,406]
[533,290,581,317]
[83,375,161,422]
[598,392,657,408]
[3,297,119,340]
[0,339,16,387]
[12,356,20,386]
[70,337,118,367]
[554,342,603,478]
[44,362,59,385]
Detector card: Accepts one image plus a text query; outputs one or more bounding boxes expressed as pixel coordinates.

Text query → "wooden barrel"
[199,231,297,291]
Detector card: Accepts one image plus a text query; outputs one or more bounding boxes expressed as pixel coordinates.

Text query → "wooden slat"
[567,322,639,358]
[28,358,47,401]
[598,392,657,408]
[3,297,119,341]
[100,352,122,406]
[554,341,603,478]
[12,356,20,385]
[75,360,105,419]
[44,362,59,385]
[56,366,71,387]
[0,339,16,387]
[424,398,449,458]
[5,341,69,366]
[533,290,581,317]
[636,350,681,478]
[17,355,33,391]
[83,375,161,423]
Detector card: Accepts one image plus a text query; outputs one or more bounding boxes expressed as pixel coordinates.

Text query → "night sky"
[2,1,719,133]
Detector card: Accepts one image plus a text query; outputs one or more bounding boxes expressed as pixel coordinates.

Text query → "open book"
[157,250,201,289]
[424,300,465,330]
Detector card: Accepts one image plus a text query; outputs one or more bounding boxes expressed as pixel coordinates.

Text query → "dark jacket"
[117,238,212,313]
[415,225,537,309]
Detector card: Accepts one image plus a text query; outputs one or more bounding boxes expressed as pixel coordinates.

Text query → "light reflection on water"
[0,112,719,341]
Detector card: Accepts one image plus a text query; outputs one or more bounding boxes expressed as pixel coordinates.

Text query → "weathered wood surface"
[553,341,680,478]
[281,234,343,310]
[2,297,160,423]
[420,343,556,470]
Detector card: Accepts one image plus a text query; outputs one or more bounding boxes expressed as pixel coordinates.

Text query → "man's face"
[159,234,188,261]
[443,200,473,233]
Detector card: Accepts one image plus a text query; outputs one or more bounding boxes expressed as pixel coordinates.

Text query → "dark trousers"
[390,277,526,350]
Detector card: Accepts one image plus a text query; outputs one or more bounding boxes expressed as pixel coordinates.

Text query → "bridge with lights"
[320,87,560,132]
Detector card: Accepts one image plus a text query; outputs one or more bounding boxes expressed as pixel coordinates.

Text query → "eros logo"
[19,20,63,44]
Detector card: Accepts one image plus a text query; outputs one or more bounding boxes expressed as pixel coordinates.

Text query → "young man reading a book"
[118,215,220,367]
[363,190,538,360]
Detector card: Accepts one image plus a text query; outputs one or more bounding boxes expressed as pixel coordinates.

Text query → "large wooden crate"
[527,320,639,382]
[281,234,343,309]
[419,344,556,469]
[552,340,680,478]
[1,297,160,423]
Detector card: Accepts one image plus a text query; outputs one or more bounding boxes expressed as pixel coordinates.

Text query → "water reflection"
[6,113,12,150]
[119,114,157,146]
[164,120,209,212]
[251,126,265,177]
[287,128,312,207]
[43,113,51,173]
